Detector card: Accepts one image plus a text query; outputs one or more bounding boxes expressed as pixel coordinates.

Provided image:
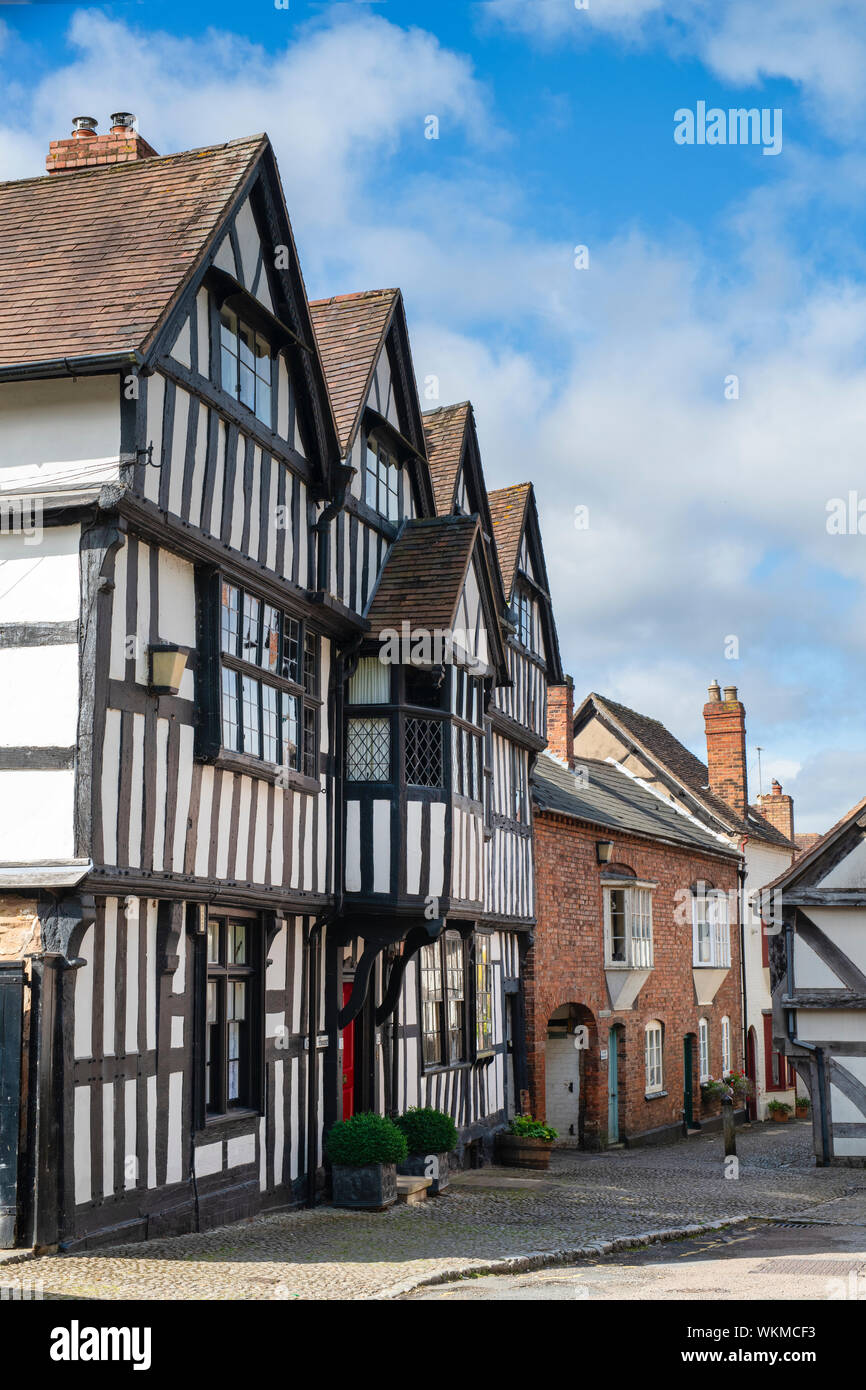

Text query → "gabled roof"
[364,515,507,679]
[309,289,399,455]
[766,795,866,892]
[532,753,739,859]
[488,483,531,600]
[423,402,471,514]
[0,135,267,372]
[578,693,795,850]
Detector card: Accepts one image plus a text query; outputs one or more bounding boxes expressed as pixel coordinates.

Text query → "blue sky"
[3,0,866,830]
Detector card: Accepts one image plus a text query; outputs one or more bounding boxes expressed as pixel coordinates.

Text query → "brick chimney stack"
[703,680,748,820]
[46,113,158,174]
[757,778,795,843]
[547,676,575,769]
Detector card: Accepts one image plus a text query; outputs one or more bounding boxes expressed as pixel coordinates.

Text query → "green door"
[683,1035,694,1128]
[607,1029,619,1143]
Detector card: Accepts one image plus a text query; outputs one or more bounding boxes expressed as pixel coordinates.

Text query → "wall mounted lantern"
[596,839,615,865]
[148,643,190,696]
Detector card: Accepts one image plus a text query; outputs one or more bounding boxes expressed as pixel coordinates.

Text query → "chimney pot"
[110,111,137,132]
[723,685,738,702]
[71,115,98,138]
[707,680,721,702]
[771,779,782,795]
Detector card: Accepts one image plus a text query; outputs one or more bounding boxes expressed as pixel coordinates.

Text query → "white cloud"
[0,10,492,218]
[484,0,866,126]
[2,7,865,826]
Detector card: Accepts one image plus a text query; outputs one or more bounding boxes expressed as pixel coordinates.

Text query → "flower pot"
[495,1133,554,1170]
[397,1151,452,1194]
[770,1111,790,1123]
[331,1162,398,1210]
[795,1105,809,1118]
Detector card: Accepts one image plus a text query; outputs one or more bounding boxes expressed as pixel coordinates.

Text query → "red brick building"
[526,682,744,1148]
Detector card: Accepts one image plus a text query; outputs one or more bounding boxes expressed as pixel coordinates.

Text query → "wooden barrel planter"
[495,1133,554,1171]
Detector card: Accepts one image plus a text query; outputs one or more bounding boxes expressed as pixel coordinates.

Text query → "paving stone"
[14,1121,866,1301]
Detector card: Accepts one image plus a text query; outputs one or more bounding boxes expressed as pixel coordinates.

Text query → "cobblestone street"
[4,1121,864,1301]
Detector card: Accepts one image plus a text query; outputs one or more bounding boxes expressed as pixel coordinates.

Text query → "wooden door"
[342,982,355,1120]
[683,1035,694,1128]
[607,1028,619,1143]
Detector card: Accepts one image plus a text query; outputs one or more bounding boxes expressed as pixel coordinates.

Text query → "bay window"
[692,889,731,968]
[474,933,494,1053]
[604,885,654,968]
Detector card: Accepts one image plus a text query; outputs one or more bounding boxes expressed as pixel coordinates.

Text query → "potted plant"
[326,1112,408,1210]
[700,1078,727,1112]
[767,1099,793,1123]
[795,1095,811,1119]
[495,1115,558,1170]
[395,1107,458,1195]
[725,1068,755,1102]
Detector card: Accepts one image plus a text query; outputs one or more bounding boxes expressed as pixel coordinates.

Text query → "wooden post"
[722,1095,736,1157]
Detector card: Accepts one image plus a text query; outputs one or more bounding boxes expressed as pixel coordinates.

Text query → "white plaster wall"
[0,525,80,622]
[0,376,120,475]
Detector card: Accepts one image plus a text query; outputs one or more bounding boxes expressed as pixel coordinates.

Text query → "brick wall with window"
[526,813,742,1147]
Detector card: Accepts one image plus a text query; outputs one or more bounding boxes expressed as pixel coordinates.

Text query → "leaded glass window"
[217,580,319,774]
[419,932,467,1070]
[405,717,443,787]
[346,717,391,781]
[475,934,494,1053]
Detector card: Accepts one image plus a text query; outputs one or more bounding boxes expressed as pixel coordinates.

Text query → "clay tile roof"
[0,135,267,370]
[365,515,479,634]
[590,693,795,848]
[422,402,471,514]
[308,289,398,454]
[487,483,531,600]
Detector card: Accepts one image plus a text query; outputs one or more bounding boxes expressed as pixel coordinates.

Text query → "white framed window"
[721,1015,732,1075]
[645,1021,664,1094]
[692,889,731,968]
[699,1018,710,1081]
[365,439,400,522]
[604,885,654,968]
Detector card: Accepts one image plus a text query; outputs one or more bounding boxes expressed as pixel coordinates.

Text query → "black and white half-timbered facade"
[0,118,560,1249]
[769,798,866,1167]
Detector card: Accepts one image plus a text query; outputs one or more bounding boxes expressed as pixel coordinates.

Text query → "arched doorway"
[545,1003,595,1144]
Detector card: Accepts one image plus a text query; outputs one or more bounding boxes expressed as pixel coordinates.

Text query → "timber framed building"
[0,116,559,1249]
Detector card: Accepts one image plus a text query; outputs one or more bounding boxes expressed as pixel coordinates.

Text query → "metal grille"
[346,717,390,781]
[405,717,443,787]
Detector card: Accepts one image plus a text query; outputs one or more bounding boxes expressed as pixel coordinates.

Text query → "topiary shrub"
[395,1106,459,1156]
[326,1112,408,1167]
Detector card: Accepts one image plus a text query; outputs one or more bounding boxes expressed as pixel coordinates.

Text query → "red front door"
[342,983,355,1120]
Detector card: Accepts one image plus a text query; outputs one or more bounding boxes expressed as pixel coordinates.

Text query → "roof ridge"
[309,288,398,307]
[0,133,267,190]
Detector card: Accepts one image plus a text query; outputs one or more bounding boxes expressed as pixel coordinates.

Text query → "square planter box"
[397,1152,452,1195]
[331,1163,398,1210]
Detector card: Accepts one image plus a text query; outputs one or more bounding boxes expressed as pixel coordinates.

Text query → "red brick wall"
[546,678,574,767]
[526,811,742,1146]
[704,688,748,819]
[756,781,795,841]
[46,129,158,174]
